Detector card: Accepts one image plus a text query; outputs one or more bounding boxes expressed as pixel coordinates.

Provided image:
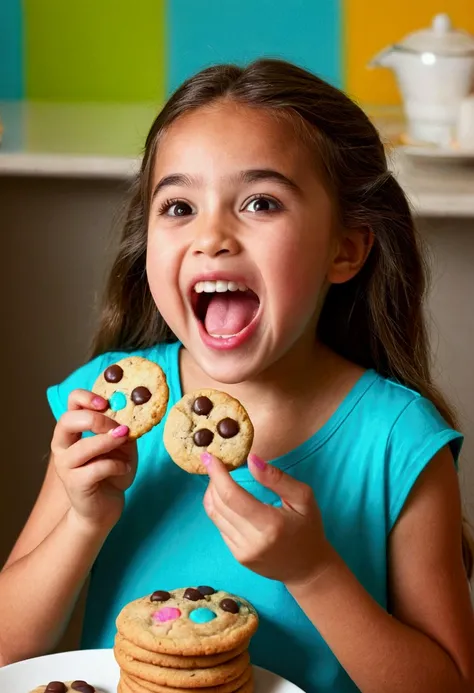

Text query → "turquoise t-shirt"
[47,341,462,693]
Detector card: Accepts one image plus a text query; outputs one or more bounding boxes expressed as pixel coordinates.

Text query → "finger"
[201,453,271,530]
[203,487,243,547]
[248,454,315,515]
[67,388,108,412]
[207,481,262,537]
[55,426,130,472]
[52,409,120,453]
[71,457,131,490]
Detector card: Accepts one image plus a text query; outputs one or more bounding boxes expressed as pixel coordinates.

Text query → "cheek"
[266,230,332,312]
[146,233,181,314]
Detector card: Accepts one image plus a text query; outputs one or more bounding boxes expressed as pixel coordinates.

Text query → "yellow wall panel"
[344,1,474,105]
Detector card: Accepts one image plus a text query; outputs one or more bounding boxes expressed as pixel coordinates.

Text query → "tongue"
[204,292,259,336]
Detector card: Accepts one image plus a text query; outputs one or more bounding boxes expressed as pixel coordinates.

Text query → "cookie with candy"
[92,357,169,440]
[114,587,257,693]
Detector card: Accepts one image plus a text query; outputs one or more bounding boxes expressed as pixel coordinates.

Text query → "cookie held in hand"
[163,389,254,474]
[92,357,169,440]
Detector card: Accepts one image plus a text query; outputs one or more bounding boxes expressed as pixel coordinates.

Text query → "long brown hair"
[91,59,472,578]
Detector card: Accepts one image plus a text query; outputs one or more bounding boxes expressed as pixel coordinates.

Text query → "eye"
[158,199,195,217]
[244,195,281,214]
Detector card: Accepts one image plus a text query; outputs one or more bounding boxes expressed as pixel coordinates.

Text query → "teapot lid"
[395,14,474,56]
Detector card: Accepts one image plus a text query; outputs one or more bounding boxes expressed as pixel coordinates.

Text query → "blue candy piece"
[109,391,127,412]
[189,607,217,624]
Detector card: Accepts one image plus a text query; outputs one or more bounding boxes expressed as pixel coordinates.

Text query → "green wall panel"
[24,0,166,102]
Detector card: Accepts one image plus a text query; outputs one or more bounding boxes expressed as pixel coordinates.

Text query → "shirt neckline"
[159,340,379,479]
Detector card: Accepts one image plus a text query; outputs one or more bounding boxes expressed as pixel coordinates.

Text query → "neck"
[180,332,345,407]
[179,333,364,460]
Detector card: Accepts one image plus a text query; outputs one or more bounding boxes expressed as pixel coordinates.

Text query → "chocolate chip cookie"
[30,682,101,693]
[114,648,250,688]
[114,634,249,669]
[115,587,258,656]
[92,357,169,440]
[119,667,252,693]
[163,390,253,473]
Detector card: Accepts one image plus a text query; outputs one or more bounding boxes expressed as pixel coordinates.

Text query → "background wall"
[1,0,474,105]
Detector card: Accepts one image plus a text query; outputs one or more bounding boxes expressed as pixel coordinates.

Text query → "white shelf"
[0,152,139,178]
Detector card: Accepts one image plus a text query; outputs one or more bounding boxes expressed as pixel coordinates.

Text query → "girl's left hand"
[202,452,335,589]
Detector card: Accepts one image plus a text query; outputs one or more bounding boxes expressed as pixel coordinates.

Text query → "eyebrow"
[151,168,302,202]
[151,173,196,202]
[238,169,302,195]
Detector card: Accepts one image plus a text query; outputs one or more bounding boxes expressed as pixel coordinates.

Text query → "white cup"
[457,94,474,149]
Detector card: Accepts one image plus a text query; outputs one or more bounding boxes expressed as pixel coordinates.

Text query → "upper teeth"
[194,280,248,293]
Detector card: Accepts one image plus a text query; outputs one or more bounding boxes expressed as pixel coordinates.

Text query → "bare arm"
[0,461,108,664]
[0,390,137,665]
[288,448,474,693]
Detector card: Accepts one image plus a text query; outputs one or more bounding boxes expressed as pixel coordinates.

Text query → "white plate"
[0,648,305,693]
[401,144,474,163]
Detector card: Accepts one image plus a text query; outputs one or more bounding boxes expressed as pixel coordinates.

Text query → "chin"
[194,350,265,385]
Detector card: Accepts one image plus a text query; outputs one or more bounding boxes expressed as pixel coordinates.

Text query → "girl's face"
[147,101,355,383]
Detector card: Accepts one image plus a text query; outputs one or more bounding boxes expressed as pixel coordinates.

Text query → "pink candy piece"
[153,607,181,623]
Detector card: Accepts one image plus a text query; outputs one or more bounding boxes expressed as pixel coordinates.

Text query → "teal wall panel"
[167,0,342,95]
[0,0,23,98]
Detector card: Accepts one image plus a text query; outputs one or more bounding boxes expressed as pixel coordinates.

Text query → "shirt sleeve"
[46,353,110,421]
[386,396,463,530]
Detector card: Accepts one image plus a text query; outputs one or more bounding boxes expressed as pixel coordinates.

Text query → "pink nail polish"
[92,395,107,409]
[249,454,266,470]
[201,452,212,467]
[111,425,129,438]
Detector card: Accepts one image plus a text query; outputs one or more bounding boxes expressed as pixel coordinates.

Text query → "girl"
[1,59,473,693]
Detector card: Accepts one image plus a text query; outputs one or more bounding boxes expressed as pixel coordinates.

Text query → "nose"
[191,215,241,258]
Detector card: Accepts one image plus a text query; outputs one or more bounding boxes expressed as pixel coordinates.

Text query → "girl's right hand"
[51,389,138,534]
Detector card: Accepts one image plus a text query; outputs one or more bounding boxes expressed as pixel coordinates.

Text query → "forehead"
[152,101,318,182]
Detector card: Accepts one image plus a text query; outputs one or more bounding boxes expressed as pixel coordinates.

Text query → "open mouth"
[191,280,260,339]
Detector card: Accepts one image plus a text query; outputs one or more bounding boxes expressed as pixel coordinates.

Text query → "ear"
[327,227,373,285]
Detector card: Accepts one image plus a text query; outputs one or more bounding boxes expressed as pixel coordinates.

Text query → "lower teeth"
[208,332,239,339]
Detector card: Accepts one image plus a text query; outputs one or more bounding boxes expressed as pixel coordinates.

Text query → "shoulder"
[357,372,458,445]
[46,341,180,420]
[360,372,463,529]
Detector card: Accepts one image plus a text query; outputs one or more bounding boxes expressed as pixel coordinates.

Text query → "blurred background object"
[370,13,474,147]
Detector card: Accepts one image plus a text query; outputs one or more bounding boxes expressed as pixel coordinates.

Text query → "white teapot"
[370,13,474,146]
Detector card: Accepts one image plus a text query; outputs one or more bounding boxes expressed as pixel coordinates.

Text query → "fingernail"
[110,425,129,438]
[249,454,266,470]
[92,395,107,409]
[126,463,132,473]
[201,452,212,468]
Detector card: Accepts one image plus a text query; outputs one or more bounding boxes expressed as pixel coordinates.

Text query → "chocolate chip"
[217,418,239,439]
[184,587,204,601]
[71,682,95,693]
[192,396,213,416]
[193,429,214,447]
[45,684,67,693]
[104,364,123,383]
[131,386,152,405]
[198,585,216,595]
[220,598,239,614]
[151,590,171,602]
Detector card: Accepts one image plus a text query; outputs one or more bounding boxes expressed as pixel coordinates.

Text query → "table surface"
[1,101,473,218]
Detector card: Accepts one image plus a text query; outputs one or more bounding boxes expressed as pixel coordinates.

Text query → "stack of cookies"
[114,587,258,693]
